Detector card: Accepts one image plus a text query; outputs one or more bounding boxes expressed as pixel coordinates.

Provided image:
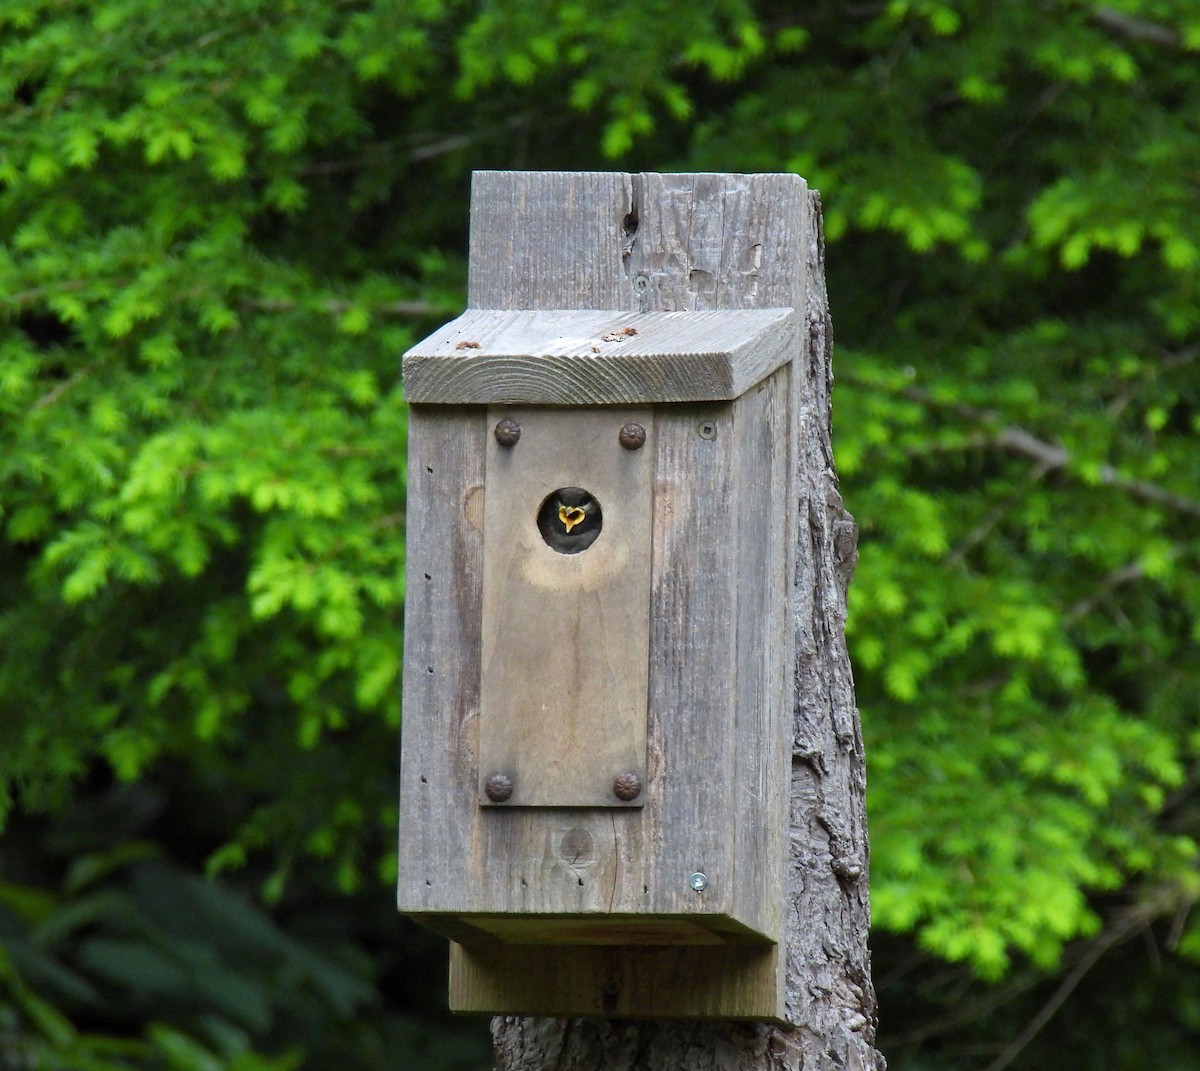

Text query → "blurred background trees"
[2,1,1199,1067]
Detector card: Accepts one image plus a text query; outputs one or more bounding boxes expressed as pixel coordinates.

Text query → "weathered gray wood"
[451,944,783,1021]
[627,172,805,312]
[402,308,798,404]
[479,174,881,1069]
[468,171,636,311]
[478,406,652,807]
[395,404,486,909]
[398,171,879,1068]
[731,368,791,946]
[398,390,789,948]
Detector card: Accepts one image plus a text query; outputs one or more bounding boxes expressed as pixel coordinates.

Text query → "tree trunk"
[477,171,881,1071]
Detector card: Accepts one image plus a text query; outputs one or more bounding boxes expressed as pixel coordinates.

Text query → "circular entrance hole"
[537,487,603,554]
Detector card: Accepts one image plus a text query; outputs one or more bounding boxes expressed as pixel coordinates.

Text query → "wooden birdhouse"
[397,171,813,1022]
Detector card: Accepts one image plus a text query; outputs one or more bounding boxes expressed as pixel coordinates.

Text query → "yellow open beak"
[559,505,586,533]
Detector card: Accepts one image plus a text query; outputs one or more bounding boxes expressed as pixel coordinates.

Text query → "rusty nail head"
[612,771,642,801]
[494,418,521,447]
[618,422,646,450]
[485,773,514,802]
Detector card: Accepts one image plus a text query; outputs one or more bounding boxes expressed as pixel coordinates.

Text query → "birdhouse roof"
[401,308,798,405]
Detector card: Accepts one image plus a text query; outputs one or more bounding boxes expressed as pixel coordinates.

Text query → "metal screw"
[618,422,646,450]
[632,274,650,294]
[698,421,717,441]
[494,418,521,447]
[689,872,708,892]
[612,771,642,801]
[484,773,513,802]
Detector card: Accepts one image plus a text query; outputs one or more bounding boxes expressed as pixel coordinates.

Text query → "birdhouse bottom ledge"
[449,941,784,1021]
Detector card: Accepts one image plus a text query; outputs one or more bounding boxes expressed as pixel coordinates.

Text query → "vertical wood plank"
[478,405,653,808]
[396,406,486,910]
[485,174,880,1064]
[730,366,792,943]
[628,173,806,312]
[468,171,637,311]
[624,172,807,933]
[643,399,739,917]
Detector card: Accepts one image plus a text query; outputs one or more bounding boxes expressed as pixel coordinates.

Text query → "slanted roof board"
[402,308,798,405]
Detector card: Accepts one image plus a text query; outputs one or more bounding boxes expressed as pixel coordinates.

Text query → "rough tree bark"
[475,171,881,1071]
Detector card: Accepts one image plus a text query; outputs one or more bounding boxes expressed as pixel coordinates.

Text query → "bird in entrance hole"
[537,487,603,554]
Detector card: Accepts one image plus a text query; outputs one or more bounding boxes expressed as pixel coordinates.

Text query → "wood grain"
[398,394,783,942]
[478,406,652,807]
[468,171,635,311]
[398,172,880,1063]
[451,943,783,1021]
[482,175,881,1066]
[395,405,486,913]
[402,308,798,404]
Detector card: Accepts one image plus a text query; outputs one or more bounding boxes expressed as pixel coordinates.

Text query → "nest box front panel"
[478,406,653,808]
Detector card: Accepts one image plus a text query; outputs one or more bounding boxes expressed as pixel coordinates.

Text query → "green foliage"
[0,0,464,893]
[454,0,764,154]
[3,0,1200,1067]
[0,784,490,1069]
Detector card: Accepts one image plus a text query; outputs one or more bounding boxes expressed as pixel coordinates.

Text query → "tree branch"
[4,279,94,310]
[993,425,1200,520]
[983,888,1184,1071]
[844,374,1200,522]
[1091,6,1181,47]
[945,460,1053,567]
[31,366,94,411]
[1065,559,1151,623]
[247,296,449,318]
[300,115,535,176]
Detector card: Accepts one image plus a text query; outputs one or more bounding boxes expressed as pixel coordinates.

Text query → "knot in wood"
[559,828,595,866]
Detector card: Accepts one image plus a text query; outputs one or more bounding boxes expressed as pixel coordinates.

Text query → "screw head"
[494,418,521,447]
[632,274,650,294]
[618,422,646,451]
[612,771,642,801]
[484,773,514,802]
[689,872,708,892]
[698,421,717,441]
